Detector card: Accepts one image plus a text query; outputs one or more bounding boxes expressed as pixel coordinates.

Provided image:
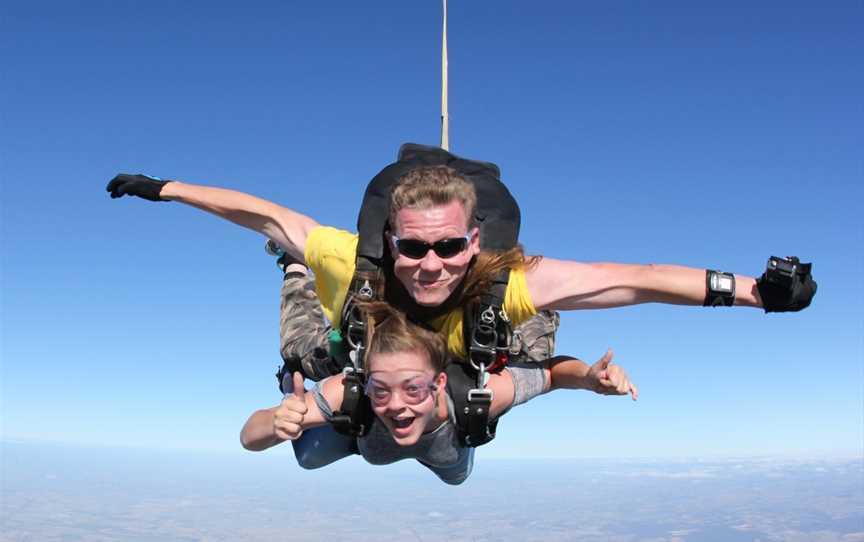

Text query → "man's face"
[390,200,480,307]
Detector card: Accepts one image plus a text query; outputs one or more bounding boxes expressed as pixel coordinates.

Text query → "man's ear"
[385,229,398,256]
[468,227,481,255]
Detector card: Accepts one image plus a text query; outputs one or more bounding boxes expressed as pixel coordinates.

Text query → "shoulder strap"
[445,362,499,447]
[330,257,379,438]
[330,370,374,437]
[464,268,513,374]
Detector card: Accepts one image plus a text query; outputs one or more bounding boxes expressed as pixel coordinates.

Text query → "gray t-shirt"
[311,363,546,482]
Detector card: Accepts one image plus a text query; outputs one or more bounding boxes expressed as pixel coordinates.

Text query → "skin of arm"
[159,181,319,261]
[240,373,345,452]
[486,349,638,419]
[525,258,763,311]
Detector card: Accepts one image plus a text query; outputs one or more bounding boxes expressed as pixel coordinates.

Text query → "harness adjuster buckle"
[467,388,493,403]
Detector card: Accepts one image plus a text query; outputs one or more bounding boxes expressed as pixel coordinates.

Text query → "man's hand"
[587,349,638,400]
[273,372,308,440]
[106,174,169,202]
[756,257,817,313]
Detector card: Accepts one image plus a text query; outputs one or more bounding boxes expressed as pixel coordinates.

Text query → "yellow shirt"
[305,226,537,358]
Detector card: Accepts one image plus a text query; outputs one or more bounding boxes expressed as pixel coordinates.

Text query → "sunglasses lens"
[432,238,467,258]
[395,237,468,259]
[396,239,431,259]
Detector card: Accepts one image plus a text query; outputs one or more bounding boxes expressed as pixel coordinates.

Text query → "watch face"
[711,273,734,293]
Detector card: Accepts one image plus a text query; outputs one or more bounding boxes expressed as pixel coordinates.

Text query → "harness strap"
[446,363,499,447]
[330,256,380,437]
[331,370,372,437]
[445,267,512,447]
[465,268,512,373]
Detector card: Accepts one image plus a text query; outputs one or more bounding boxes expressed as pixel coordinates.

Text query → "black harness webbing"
[446,362,499,447]
[330,369,373,437]
[464,269,512,374]
[330,257,379,438]
[457,267,512,446]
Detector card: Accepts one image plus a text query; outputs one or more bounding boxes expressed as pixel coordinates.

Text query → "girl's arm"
[240,372,344,451]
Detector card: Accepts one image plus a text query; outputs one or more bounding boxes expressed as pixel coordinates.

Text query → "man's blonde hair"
[389,166,477,232]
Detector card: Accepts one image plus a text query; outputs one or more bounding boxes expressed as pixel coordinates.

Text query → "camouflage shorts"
[509,310,560,362]
[279,273,334,382]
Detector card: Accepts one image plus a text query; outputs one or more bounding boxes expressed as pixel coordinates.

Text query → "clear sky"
[2,0,861,461]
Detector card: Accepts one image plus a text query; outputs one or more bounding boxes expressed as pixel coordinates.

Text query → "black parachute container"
[355,142,521,265]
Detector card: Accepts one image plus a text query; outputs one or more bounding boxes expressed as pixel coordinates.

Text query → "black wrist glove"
[106,174,169,202]
[756,256,817,313]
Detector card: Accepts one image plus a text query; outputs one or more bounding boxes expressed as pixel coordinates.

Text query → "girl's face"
[365,349,447,446]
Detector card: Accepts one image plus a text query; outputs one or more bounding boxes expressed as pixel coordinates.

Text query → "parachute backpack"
[332,142,521,447]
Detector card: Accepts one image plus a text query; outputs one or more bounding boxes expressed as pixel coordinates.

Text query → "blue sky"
[2,0,861,461]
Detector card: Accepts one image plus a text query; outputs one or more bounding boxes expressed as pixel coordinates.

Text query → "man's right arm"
[107,175,319,260]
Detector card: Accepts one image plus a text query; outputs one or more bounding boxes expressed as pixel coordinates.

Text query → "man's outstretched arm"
[107,174,319,260]
[526,257,816,313]
[487,350,637,418]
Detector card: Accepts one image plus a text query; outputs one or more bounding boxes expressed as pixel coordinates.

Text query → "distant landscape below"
[2,441,862,541]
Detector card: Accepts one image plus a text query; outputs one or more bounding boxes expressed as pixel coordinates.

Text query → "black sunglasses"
[390,234,471,259]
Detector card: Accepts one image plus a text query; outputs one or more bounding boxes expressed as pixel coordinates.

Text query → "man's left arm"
[525,257,816,313]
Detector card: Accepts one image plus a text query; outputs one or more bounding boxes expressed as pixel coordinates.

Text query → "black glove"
[106,174,169,202]
[756,256,817,313]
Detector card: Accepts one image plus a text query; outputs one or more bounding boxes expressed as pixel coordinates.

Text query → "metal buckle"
[358,279,374,299]
[498,307,509,322]
[346,306,366,348]
[341,365,364,377]
[468,344,495,372]
[467,388,493,403]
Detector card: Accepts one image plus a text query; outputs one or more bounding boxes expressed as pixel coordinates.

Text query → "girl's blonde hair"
[363,302,449,373]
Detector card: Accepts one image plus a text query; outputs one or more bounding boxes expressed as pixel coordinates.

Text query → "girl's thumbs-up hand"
[273,372,309,440]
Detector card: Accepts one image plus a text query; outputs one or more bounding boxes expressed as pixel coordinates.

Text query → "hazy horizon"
[3,440,862,541]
